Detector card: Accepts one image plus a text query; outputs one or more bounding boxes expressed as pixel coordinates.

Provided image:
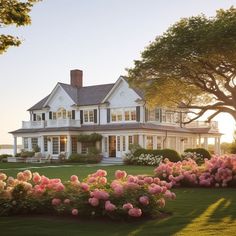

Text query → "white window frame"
[84,109,94,124]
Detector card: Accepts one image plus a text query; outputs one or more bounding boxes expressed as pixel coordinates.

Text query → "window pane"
[89,110,94,122]
[131,110,136,120]
[125,111,130,121]
[44,137,48,152]
[117,136,120,151]
[52,137,59,154]
[71,137,77,153]
[31,138,38,149]
[123,136,126,151]
[23,138,28,149]
[60,136,66,152]
[111,113,116,122]
[67,111,72,119]
[53,112,57,120]
[84,111,88,122]
[104,137,108,152]
[146,136,153,150]
[128,136,133,145]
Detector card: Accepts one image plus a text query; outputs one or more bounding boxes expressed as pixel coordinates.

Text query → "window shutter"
[33,114,36,121]
[94,109,97,123]
[136,106,140,122]
[49,111,52,120]
[72,110,75,120]
[107,108,110,123]
[42,113,45,121]
[145,107,148,122]
[80,110,83,124]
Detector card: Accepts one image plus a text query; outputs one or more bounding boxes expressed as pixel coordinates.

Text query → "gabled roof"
[28,82,115,111]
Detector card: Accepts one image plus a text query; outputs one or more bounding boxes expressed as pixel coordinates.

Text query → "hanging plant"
[77,133,103,142]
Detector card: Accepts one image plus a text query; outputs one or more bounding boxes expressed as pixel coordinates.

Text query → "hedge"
[184,148,211,159]
[133,149,181,162]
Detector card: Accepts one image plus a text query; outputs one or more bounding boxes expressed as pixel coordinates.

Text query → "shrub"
[20,151,35,158]
[181,152,204,165]
[133,149,181,163]
[154,155,236,188]
[123,153,163,166]
[0,154,12,162]
[33,145,40,153]
[184,148,211,159]
[0,169,176,219]
[68,153,102,164]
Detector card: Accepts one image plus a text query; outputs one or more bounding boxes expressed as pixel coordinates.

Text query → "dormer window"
[84,110,94,123]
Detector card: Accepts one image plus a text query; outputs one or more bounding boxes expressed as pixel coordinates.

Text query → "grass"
[1,163,236,236]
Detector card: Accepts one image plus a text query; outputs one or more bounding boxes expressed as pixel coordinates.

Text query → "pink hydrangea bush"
[154,155,236,188]
[0,169,175,220]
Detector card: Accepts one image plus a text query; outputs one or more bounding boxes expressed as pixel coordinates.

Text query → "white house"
[10,69,221,159]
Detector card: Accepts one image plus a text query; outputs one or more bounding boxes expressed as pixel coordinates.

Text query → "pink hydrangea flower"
[115,170,127,179]
[139,196,149,205]
[64,199,71,204]
[123,203,133,210]
[88,197,99,206]
[128,208,142,217]
[70,175,78,182]
[52,198,61,206]
[105,201,116,211]
[0,173,7,181]
[80,182,89,191]
[72,208,78,216]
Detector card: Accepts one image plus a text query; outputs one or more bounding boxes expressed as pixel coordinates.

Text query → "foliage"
[128,143,142,153]
[133,149,181,163]
[123,153,163,166]
[20,151,35,158]
[155,155,236,187]
[0,0,41,54]
[0,154,12,162]
[77,133,103,143]
[184,148,211,159]
[0,169,175,219]
[221,142,233,154]
[181,152,205,165]
[68,153,102,164]
[33,144,40,153]
[128,7,236,122]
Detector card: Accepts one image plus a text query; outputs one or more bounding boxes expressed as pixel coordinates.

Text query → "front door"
[109,136,116,157]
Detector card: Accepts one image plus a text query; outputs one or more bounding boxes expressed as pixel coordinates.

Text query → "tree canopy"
[128,7,236,123]
[0,0,40,54]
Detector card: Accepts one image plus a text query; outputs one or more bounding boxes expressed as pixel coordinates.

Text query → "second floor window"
[111,108,136,122]
[84,110,94,123]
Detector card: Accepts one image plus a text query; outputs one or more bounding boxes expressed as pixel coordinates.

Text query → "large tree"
[0,0,40,54]
[128,7,236,123]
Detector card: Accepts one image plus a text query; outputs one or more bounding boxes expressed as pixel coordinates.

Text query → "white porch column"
[67,135,72,156]
[218,137,221,155]
[28,138,32,151]
[138,135,144,148]
[204,137,208,149]
[47,138,52,155]
[40,136,44,153]
[13,136,17,156]
[153,136,157,149]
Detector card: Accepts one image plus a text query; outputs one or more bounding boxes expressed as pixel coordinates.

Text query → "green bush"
[184,148,211,159]
[133,148,181,162]
[0,154,12,162]
[68,153,102,164]
[20,151,35,158]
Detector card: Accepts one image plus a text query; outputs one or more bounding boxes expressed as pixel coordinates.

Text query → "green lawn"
[0,163,236,236]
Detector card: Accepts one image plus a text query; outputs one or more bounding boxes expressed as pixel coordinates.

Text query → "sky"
[0,0,236,144]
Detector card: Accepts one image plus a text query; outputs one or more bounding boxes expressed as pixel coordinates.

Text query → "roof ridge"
[58,82,115,89]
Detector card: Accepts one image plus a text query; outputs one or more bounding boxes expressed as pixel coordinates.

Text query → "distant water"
[0,149,20,155]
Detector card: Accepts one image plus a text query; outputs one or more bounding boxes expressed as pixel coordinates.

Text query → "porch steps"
[101,158,124,165]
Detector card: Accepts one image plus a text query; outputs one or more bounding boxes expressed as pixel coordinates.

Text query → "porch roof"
[9,123,221,135]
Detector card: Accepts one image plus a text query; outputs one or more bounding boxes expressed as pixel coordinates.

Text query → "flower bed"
[154,155,236,187]
[0,169,175,220]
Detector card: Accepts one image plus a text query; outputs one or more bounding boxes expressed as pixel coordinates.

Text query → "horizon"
[1,0,236,144]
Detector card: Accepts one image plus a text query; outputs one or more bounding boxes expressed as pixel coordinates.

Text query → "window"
[125,111,129,121]
[133,135,139,144]
[44,137,48,152]
[52,137,59,154]
[31,138,38,149]
[131,110,136,121]
[128,136,133,146]
[117,111,122,121]
[62,109,66,119]
[81,142,94,154]
[23,138,28,149]
[84,110,94,123]
[36,115,41,121]
[146,136,153,150]
[104,137,108,152]
[67,111,72,119]
[71,137,77,153]
[60,136,66,152]
[117,136,120,151]
[122,136,126,151]
[169,137,176,149]
[53,112,57,120]
[157,137,162,149]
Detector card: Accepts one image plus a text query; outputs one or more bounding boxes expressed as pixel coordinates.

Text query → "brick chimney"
[70,69,83,88]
